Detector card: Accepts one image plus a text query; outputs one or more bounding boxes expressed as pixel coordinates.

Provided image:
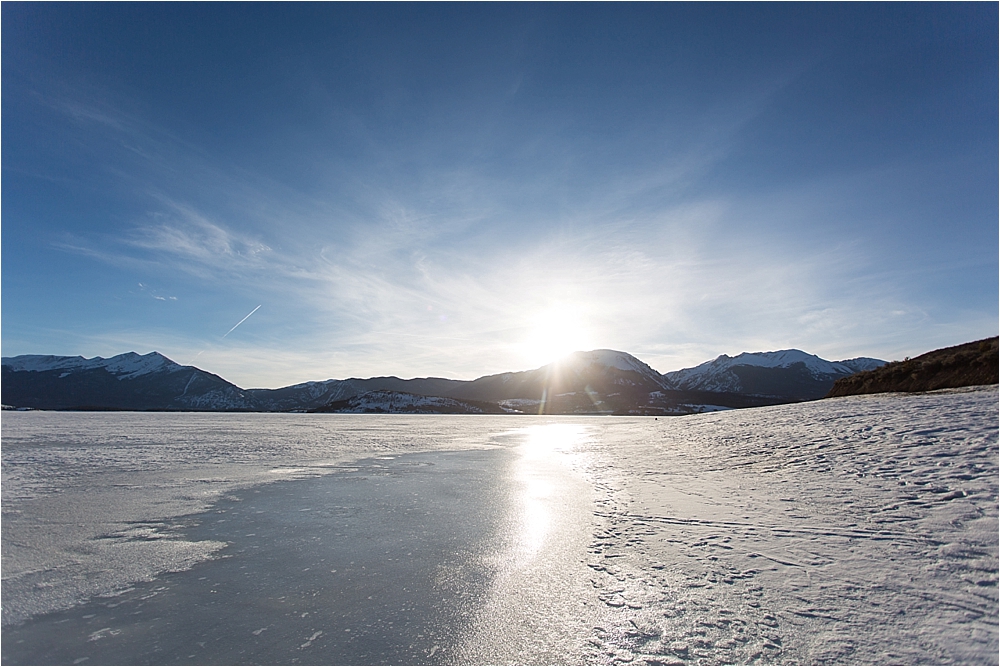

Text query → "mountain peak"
[1,351,181,378]
[725,349,830,371]
[562,349,651,373]
[664,348,887,399]
[835,357,887,373]
[101,351,181,378]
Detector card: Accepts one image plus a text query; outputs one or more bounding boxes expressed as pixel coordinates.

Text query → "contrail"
[222,304,262,338]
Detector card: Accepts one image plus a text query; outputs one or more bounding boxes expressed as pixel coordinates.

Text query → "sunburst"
[517,305,595,368]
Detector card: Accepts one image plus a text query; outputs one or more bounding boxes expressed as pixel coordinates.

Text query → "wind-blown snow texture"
[2,387,995,664]
[575,386,998,665]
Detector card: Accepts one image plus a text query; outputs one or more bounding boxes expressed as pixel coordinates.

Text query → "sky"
[2,3,997,389]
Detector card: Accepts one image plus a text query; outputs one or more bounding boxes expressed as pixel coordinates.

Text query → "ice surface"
[3,448,551,665]
[1,412,513,628]
[2,386,996,664]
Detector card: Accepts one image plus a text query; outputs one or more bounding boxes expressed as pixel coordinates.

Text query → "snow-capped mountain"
[663,350,886,399]
[3,351,179,378]
[247,376,471,411]
[426,349,675,414]
[1,347,887,413]
[836,357,888,373]
[1,352,256,410]
[564,349,669,388]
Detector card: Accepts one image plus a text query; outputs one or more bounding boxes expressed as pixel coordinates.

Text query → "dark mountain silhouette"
[313,390,505,414]
[2,345,895,414]
[1,352,254,411]
[247,376,472,412]
[826,337,998,397]
[305,350,822,415]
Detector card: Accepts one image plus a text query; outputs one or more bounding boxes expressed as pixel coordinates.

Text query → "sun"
[517,306,595,368]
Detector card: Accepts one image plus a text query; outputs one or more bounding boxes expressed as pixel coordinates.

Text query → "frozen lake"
[2,387,997,664]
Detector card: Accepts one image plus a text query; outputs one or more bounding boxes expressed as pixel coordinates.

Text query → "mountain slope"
[1,352,255,410]
[313,390,505,414]
[663,350,886,400]
[247,376,470,412]
[461,349,666,394]
[827,337,998,397]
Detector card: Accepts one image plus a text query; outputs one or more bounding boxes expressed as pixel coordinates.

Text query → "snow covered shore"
[575,386,998,664]
[2,387,996,664]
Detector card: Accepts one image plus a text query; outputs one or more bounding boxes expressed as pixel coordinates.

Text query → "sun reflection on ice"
[513,423,590,558]
[457,420,598,663]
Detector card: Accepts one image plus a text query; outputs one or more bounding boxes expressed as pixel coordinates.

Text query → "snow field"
[573,386,998,664]
[2,386,996,665]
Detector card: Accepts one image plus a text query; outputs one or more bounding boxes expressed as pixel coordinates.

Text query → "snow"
[100,352,178,379]
[836,356,887,373]
[695,349,851,374]
[575,385,998,664]
[572,349,651,373]
[2,386,995,663]
[667,350,882,378]
[663,348,888,393]
[563,350,656,375]
[2,354,93,373]
[2,351,180,380]
[499,398,542,411]
[563,350,667,388]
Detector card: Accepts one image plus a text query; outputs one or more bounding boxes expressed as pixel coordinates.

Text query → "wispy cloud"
[21,34,994,390]
[124,201,273,277]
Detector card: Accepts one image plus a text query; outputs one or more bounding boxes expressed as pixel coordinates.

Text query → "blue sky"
[3,3,997,388]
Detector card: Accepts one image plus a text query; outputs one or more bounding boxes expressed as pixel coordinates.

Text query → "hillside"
[313,390,506,414]
[826,337,998,397]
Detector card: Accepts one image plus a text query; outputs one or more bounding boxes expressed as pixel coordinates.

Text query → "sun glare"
[517,306,594,367]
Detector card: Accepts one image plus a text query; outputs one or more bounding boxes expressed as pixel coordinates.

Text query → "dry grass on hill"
[826,337,998,397]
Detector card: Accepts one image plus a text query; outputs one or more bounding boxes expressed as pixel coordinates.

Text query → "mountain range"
[2,348,886,415]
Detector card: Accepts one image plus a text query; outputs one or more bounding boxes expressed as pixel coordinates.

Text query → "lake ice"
[2,386,997,664]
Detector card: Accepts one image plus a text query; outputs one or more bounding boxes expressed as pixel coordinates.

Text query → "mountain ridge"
[663,349,886,398]
[2,346,890,414]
